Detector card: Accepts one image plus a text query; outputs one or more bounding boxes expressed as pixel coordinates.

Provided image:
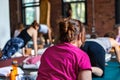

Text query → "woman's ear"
[77,33,82,47]
[78,33,81,40]
[81,27,86,43]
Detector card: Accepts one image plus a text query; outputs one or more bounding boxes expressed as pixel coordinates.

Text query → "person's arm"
[91,67,103,77]
[114,45,120,63]
[14,30,20,38]
[48,27,52,43]
[110,38,120,63]
[77,52,92,80]
[22,47,25,56]
[78,70,92,80]
[32,30,38,56]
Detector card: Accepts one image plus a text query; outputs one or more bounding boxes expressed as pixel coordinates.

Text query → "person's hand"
[32,54,37,57]
[50,43,54,46]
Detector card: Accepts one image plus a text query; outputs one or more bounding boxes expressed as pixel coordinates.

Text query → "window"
[62,0,86,23]
[22,0,40,26]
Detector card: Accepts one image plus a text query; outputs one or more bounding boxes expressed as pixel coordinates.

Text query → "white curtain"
[0,0,10,49]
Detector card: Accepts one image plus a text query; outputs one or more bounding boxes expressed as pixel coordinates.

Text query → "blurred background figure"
[81,31,120,77]
[39,0,53,47]
[38,24,52,47]
[14,23,24,38]
[63,3,72,18]
[115,24,120,45]
[90,33,98,39]
[0,20,39,60]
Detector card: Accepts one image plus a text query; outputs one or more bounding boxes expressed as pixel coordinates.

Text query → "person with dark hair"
[0,20,39,60]
[37,18,92,80]
[90,33,98,39]
[81,31,120,77]
[64,3,72,18]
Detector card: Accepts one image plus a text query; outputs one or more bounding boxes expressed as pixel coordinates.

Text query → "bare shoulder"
[109,38,119,47]
[27,27,37,36]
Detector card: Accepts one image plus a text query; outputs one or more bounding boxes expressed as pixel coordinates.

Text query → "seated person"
[37,18,92,80]
[81,31,120,77]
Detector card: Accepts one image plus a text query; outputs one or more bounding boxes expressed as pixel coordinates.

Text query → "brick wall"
[87,0,115,36]
[49,0,62,38]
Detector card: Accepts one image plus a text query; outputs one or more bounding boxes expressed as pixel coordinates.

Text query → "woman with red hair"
[0,20,39,60]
